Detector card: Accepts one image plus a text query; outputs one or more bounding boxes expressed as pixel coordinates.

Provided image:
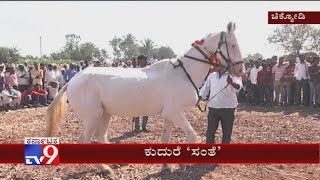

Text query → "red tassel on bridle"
[191,39,221,67]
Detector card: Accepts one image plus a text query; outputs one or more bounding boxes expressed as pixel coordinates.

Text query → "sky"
[0,1,319,59]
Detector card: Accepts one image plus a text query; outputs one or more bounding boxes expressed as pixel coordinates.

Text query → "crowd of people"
[0,55,156,132]
[1,53,319,136]
[199,54,319,145]
[237,55,320,108]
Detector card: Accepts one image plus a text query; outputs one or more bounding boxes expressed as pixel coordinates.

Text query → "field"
[0,104,319,180]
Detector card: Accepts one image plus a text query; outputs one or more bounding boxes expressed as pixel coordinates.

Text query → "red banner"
[0,144,319,164]
[268,11,320,24]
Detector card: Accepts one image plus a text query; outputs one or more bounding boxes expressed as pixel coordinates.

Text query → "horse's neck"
[180,48,211,88]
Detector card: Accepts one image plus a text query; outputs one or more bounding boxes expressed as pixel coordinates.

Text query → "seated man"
[46,81,59,104]
[21,85,36,107]
[21,84,48,107]
[33,83,49,106]
[1,84,21,109]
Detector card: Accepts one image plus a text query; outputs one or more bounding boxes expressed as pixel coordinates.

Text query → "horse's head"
[202,22,244,77]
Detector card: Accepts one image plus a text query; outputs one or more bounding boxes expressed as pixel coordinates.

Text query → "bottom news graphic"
[24,137,60,165]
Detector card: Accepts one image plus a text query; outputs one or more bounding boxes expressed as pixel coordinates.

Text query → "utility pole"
[40,36,43,59]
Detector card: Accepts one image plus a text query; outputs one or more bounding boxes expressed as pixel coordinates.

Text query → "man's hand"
[227,75,233,84]
[227,75,241,90]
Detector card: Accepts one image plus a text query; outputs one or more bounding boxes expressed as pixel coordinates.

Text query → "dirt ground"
[0,104,319,180]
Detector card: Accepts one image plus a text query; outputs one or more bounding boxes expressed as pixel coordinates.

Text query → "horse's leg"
[160,119,174,172]
[161,119,174,143]
[78,118,97,143]
[90,110,115,175]
[165,111,197,143]
[95,111,112,144]
[164,110,197,171]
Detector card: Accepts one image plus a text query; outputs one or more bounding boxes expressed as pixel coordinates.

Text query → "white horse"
[46,22,244,172]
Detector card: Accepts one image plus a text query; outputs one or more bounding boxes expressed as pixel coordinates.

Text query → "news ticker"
[0,137,319,165]
[268,11,320,24]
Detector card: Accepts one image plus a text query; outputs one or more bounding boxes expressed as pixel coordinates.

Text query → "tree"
[119,34,139,61]
[308,28,320,54]
[109,36,123,62]
[99,49,110,61]
[154,46,176,59]
[267,25,315,55]
[139,38,156,57]
[0,47,20,64]
[243,53,263,62]
[65,34,81,54]
[77,42,99,61]
[41,55,50,60]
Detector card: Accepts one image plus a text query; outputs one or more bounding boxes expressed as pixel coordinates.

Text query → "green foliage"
[268,25,318,55]
[308,28,320,53]
[139,38,156,58]
[109,36,123,61]
[3,33,177,64]
[119,34,139,61]
[243,53,263,62]
[17,58,79,65]
[0,47,21,64]
[154,46,177,59]
[110,34,177,62]
[50,34,110,61]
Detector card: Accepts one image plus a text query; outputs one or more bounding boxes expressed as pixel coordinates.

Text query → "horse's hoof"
[96,164,114,176]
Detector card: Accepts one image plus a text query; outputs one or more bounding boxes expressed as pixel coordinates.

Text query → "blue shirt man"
[64,64,77,82]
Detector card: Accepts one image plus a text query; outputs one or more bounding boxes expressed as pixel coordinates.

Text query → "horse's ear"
[227,22,236,32]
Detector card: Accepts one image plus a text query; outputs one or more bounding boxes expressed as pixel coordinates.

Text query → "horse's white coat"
[47,22,243,149]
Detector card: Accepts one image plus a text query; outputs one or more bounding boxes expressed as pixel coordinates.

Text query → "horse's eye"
[232,44,236,48]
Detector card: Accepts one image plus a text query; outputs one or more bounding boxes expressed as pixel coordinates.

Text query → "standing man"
[45,64,59,99]
[64,63,77,82]
[249,61,262,105]
[308,57,320,107]
[40,63,46,89]
[16,64,29,93]
[149,55,158,65]
[30,63,43,86]
[82,60,90,70]
[294,55,310,106]
[257,63,272,106]
[0,64,5,93]
[133,55,149,133]
[199,66,243,144]
[132,58,138,68]
[272,57,288,106]
[287,58,296,105]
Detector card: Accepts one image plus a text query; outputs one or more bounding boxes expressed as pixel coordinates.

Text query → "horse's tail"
[46,83,68,136]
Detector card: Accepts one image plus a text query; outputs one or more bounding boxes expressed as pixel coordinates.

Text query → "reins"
[170,31,243,112]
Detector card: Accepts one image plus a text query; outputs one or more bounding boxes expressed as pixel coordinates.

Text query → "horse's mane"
[204,32,218,40]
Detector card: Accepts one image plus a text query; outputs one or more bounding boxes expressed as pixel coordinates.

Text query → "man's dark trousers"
[206,108,235,144]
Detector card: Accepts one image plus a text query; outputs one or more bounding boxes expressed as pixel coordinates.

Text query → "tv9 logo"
[24,137,60,165]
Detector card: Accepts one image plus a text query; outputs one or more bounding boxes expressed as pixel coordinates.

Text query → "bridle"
[170,31,243,112]
[184,31,243,70]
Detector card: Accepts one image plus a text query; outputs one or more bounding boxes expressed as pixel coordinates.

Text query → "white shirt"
[150,58,158,65]
[16,70,29,85]
[47,86,59,99]
[294,62,310,80]
[45,70,58,83]
[199,72,243,109]
[249,66,262,84]
[57,74,66,88]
